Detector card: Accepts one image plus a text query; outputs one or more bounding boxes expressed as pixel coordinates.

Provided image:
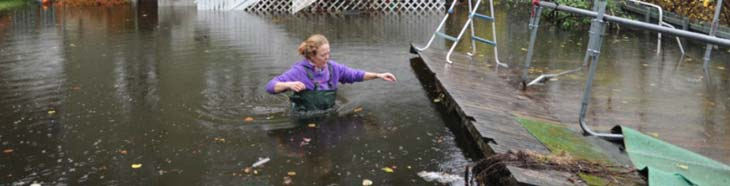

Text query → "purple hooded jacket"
[266,59,365,94]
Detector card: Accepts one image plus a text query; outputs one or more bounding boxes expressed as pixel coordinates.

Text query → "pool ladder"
[414,0,507,67]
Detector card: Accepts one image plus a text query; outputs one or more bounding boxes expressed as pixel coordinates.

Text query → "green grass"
[516,116,608,162]
[578,173,608,186]
[0,0,29,11]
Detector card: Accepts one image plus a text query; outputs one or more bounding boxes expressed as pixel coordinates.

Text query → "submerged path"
[409,44,643,185]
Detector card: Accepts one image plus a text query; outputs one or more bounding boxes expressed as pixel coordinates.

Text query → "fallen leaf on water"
[362,179,373,186]
[520,48,527,51]
[676,163,689,170]
[648,132,659,138]
[382,167,394,173]
[3,149,14,154]
[214,137,225,142]
[287,171,296,176]
[48,110,56,114]
[353,107,363,113]
[119,150,128,155]
[283,176,293,185]
[308,123,316,128]
[131,163,142,169]
[244,117,254,122]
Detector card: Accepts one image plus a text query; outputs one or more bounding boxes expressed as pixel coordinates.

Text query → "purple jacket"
[266,59,365,94]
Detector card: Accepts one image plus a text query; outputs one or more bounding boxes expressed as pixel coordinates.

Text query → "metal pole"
[468,0,477,56]
[537,1,730,47]
[703,0,724,69]
[415,1,460,51]
[578,0,624,140]
[522,6,543,84]
[489,0,507,68]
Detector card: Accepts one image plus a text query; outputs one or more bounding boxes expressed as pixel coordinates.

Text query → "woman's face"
[311,43,330,68]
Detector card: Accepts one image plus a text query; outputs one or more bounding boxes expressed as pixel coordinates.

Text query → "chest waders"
[289,63,336,112]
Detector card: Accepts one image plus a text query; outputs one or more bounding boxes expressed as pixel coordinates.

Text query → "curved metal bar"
[488,0,507,68]
[415,1,460,51]
[628,0,663,54]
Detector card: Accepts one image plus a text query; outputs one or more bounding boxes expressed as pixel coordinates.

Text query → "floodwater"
[443,2,730,164]
[1,2,729,185]
[0,5,478,186]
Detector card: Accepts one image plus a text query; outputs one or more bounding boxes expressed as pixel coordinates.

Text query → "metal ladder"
[415,0,506,67]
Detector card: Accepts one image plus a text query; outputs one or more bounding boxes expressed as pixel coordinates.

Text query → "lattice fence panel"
[233,0,445,13]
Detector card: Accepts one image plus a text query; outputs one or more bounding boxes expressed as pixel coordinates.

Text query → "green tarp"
[622,127,730,186]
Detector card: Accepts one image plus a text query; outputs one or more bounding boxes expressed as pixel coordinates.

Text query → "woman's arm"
[271,81,306,93]
[363,72,397,82]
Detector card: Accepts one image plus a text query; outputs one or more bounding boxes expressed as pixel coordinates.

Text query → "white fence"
[194,0,445,13]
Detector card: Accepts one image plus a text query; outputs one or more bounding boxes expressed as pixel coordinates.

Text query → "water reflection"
[0,5,471,185]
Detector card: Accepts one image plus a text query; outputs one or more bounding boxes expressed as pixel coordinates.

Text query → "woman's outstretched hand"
[377,73,397,82]
[286,81,306,92]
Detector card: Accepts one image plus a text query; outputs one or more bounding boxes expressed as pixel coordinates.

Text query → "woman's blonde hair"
[298,34,329,59]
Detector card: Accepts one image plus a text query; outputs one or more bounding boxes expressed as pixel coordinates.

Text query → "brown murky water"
[0,4,477,186]
[1,2,729,185]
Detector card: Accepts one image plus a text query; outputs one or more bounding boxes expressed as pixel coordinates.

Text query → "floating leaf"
[648,132,659,138]
[48,110,56,114]
[287,171,296,176]
[520,48,527,51]
[308,123,317,128]
[362,179,373,186]
[243,167,252,173]
[119,150,128,155]
[131,163,142,169]
[244,117,254,122]
[214,138,225,142]
[3,149,14,154]
[283,176,293,185]
[353,107,363,113]
[382,167,394,173]
[676,163,689,170]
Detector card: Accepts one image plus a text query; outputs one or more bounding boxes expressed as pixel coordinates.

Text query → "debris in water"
[353,107,363,113]
[48,110,56,115]
[676,163,689,170]
[119,150,128,155]
[362,179,373,186]
[30,182,41,186]
[243,167,252,174]
[307,123,316,128]
[214,137,225,142]
[648,132,659,138]
[718,66,726,70]
[283,176,293,185]
[287,171,296,176]
[131,163,142,169]
[433,98,441,103]
[252,157,270,167]
[3,149,13,154]
[417,171,463,184]
[244,117,255,122]
[300,138,311,146]
[382,167,394,173]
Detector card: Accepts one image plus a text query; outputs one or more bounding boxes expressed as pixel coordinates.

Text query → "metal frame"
[416,0,506,67]
[532,0,730,140]
[627,0,684,54]
[703,0,725,69]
